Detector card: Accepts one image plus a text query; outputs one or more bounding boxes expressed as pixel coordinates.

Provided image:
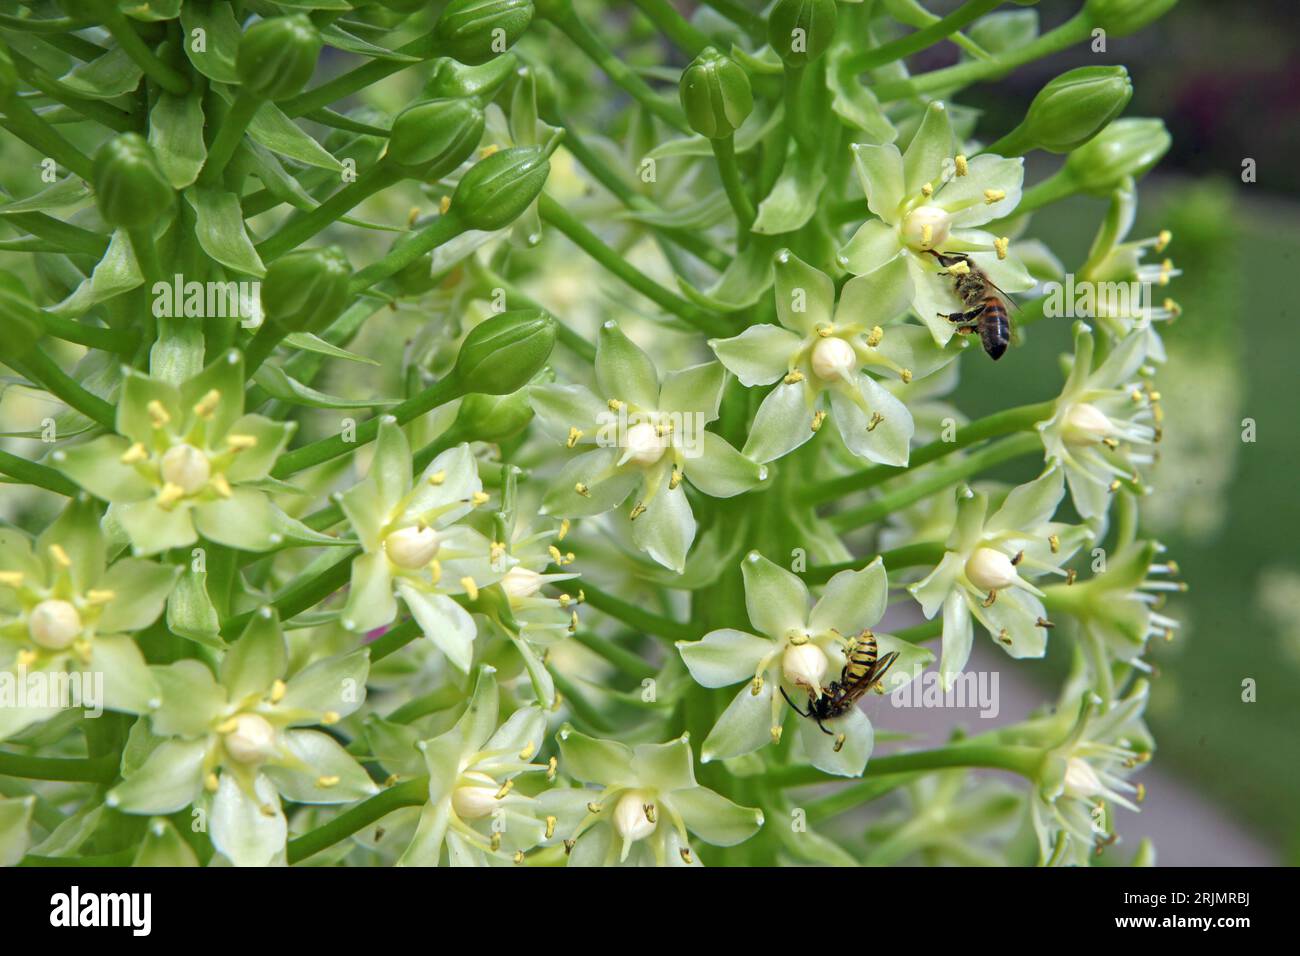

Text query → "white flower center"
[1063,402,1115,445]
[782,642,827,690]
[500,566,543,603]
[965,547,1020,591]
[900,204,952,251]
[160,443,211,494]
[223,713,277,765]
[623,422,665,467]
[613,790,657,843]
[451,771,500,820]
[28,599,82,650]
[810,336,857,382]
[385,525,441,569]
[1064,756,1104,799]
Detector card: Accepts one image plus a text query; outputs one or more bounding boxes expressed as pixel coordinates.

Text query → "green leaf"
[49,229,144,317]
[253,363,399,408]
[283,332,379,365]
[246,101,345,172]
[321,24,421,61]
[60,46,142,99]
[185,187,266,276]
[752,143,826,236]
[180,0,241,83]
[121,0,183,21]
[0,176,92,215]
[149,92,207,189]
[0,796,35,867]
[166,566,225,649]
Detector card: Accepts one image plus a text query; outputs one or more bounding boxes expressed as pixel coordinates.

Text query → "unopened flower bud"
[1023,66,1132,153]
[450,145,551,232]
[810,336,856,381]
[965,547,1020,591]
[1063,118,1170,196]
[385,526,441,569]
[679,47,753,140]
[224,713,278,764]
[434,0,534,66]
[387,98,486,179]
[237,15,322,102]
[767,0,838,67]
[501,566,543,602]
[1063,402,1115,445]
[92,133,175,230]
[782,642,827,690]
[900,204,952,251]
[453,390,536,443]
[1064,756,1105,798]
[452,771,501,819]
[426,55,518,102]
[1084,0,1179,38]
[453,309,556,395]
[260,247,352,335]
[613,790,656,843]
[28,599,82,650]
[160,444,211,494]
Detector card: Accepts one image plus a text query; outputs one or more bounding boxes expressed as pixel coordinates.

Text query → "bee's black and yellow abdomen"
[980,297,1010,360]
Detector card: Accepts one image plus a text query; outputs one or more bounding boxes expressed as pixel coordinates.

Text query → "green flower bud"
[453,309,556,394]
[1084,0,1178,38]
[237,15,322,102]
[387,99,486,178]
[92,133,174,230]
[434,0,534,66]
[450,145,551,232]
[1062,118,1170,196]
[425,55,518,102]
[0,271,43,360]
[260,247,351,334]
[679,47,753,140]
[453,389,536,443]
[1024,66,1132,153]
[767,0,837,67]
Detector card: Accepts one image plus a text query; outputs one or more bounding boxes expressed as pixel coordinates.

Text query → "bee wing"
[981,276,1022,313]
[867,650,901,689]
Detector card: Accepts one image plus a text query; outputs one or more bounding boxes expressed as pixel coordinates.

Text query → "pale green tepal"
[838,101,1035,344]
[51,349,300,556]
[678,553,931,777]
[530,320,765,573]
[0,495,177,740]
[710,250,959,466]
[106,609,375,867]
[338,418,505,672]
[908,463,1093,690]
[542,727,763,866]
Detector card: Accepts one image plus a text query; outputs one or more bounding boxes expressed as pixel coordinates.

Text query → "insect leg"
[779,685,811,719]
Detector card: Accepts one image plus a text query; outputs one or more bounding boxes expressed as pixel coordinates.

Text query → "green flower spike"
[339,417,505,672]
[388,665,552,866]
[0,496,175,739]
[678,552,931,777]
[838,102,1035,344]
[1037,324,1158,520]
[51,350,300,555]
[530,320,765,572]
[107,608,374,867]
[710,250,957,466]
[909,463,1094,689]
[545,727,763,866]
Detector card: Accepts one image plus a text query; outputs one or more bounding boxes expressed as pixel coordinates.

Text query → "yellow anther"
[783,369,805,385]
[1048,534,1060,554]
[982,590,998,608]
[513,850,524,864]
[994,236,1010,260]
[518,741,536,761]
[557,518,570,541]
[997,628,1012,646]
[461,577,479,602]
[547,756,557,780]
[205,772,220,793]
[0,571,24,588]
[833,733,846,753]
[921,182,934,197]
[85,589,116,604]
[427,470,446,486]
[558,593,571,608]
[479,144,499,159]
[408,207,420,227]
[1136,782,1146,803]
[439,195,452,214]
[317,775,340,788]
[16,649,37,669]
[1164,298,1181,317]
[147,400,171,428]
[810,410,827,432]
[607,399,624,412]
[548,545,564,565]
[48,544,71,568]
[770,725,783,744]
[866,412,884,432]
[566,427,583,448]
[629,501,647,521]
[1130,389,1145,403]
[156,483,185,508]
[490,831,501,852]
[954,154,968,176]
[489,541,506,566]
[900,368,913,384]
[120,442,148,465]
[983,188,1006,204]
[545,816,556,839]
[471,491,490,506]
[322,710,341,725]
[216,717,239,733]
[1155,229,1171,253]
[669,469,683,490]
[586,801,603,815]
[680,847,693,864]
[815,324,834,338]
[429,559,442,584]
[563,839,575,855]
[1066,568,1077,586]
[205,474,230,500]
[226,433,258,451]
[1108,479,1122,493]
[193,389,221,420]
[1102,437,1119,450]
[269,679,287,703]
[494,779,514,799]
[920,223,933,247]
[643,803,657,824]
[1159,258,1173,285]
[750,675,764,696]
[574,481,591,498]
[866,325,883,347]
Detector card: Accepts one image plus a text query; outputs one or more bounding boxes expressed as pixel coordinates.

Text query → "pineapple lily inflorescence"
[0,0,1182,867]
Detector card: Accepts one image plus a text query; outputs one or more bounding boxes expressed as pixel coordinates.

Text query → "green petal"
[798,705,873,777]
[741,550,809,639]
[850,143,905,221]
[397,801,451,867]
[51,435,154,503]
[708,325,800,387]
[107,738,207,814]
[266,730,379,803]
[596,321,659,409]
[657,362,725,422]
[451,664,500,751]
[809,557,887,636]
[0,796,35,867]
[678,628,773,688]
[631,736,696,793]
[902,101,954,198]
[220,608,287,702]
[939,590,974,690]
[222,414,295,483]
[908,252,963,345]
[210,773,286,867]
[133,818,200,866]
[180,348,245,438]
[773,249,834,336]
[150,659,225,737]
[113,499,198,556]
[37,495,106,592]
[117,371,182,446]
[874,632,935,695]
[341,552,398,634]
[192,488,278,551]
[701,681,774,763]
[398,583,476,672]
[407,443,481,525]
[366,417,414,516]
[941,154,1023,227]
[834,254,913,328]
[556,726,635,787]
[908,549,965,619]
[828,374,914,466]
[838,219,901,276]
[867,323,962,381]
[667,786,763,847]
[98,558,180,633]
[279,649,370,723]
[481,705,546,765]
[970,588,1048,660]
[685,432,766,499]
[986,462,1064,535]
[92,634,161,714]
[740,381,816,464]
[529,383,607,444]
[631,481,695,573]
[540,447,638,518]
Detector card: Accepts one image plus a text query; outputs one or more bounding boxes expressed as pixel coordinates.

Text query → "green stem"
[630,0,711,56]
[892,617,943,643]
[197,92,260,187]
[801,400,1054,505]
[828,432,1042,531]
[0,749,118,783]
[286,777,428,864]
[696,0,765,37]
[348,213,466,296]
[5,212,108,257]
[570,630,657,680]
[221,549,357,638]
[255,165,403,260]
[368,619,423,663]
[18,349,116,428]
[772,743,1044,788]
[711,135,755,237]
[542,6,689,134]
[467,260,596,363]
[0,449,80,496]
[849,0,1000,72]
[872,13,1093,101]
[537,193,728,336]
[802,542,948,585]
[982,121,1036,158]
[101,7,190,95]
[281,33,441,118]
[1,97,95,179]
[548,665,614,732]
[567,578,696,644]
[803,773,920,822]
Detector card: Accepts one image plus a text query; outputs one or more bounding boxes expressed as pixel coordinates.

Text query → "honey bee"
[927,249,1015,360]
[780,631,900,737]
